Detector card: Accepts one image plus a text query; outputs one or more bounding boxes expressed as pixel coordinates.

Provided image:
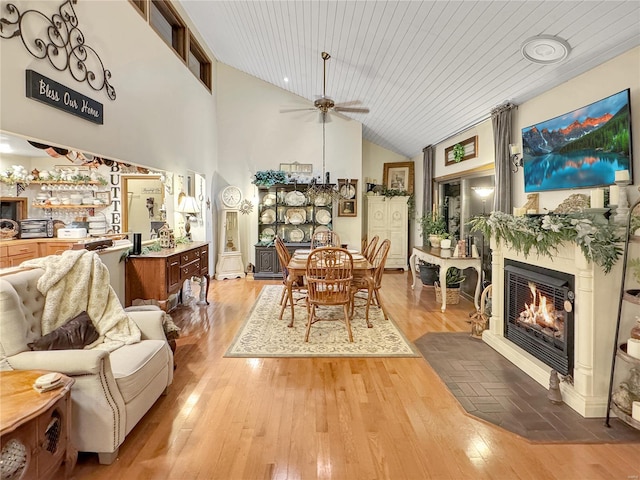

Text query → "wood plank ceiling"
[180,1,640,158]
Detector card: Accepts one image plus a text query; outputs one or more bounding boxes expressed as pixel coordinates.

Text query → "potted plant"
[418,259,439,285]
[434,267,466,305]
[418,212,446,247]
[440,232,452,249]
[445,267,466,287]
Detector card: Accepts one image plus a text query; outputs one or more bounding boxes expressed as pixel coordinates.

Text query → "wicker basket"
[0,219,18,240]
[434,282,460,305]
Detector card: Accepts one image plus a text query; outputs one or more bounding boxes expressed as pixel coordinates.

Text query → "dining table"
[283,250,374,327]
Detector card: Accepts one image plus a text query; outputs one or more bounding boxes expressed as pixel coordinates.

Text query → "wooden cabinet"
[0,370,75,480]
[38,241,76,257]
[364,196,409,270]
[125,242,209,310]
[0,239,81,268]
[3,242,39,267]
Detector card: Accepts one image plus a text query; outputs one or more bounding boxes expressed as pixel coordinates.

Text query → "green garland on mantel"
[469,211,624,274]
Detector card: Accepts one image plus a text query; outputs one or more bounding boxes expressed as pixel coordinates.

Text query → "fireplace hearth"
[504,260,575,376]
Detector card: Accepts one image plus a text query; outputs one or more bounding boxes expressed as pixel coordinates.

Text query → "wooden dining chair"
[305,247,354,342]
[362,235,379,262]
[274,236,305,323]
[351,239,391,326]
[311,230,341,249]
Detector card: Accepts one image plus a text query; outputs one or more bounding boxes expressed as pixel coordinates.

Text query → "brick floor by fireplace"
[415,332,640,443]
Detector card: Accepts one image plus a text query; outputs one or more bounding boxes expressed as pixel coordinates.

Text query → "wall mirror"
[121,175,166,240]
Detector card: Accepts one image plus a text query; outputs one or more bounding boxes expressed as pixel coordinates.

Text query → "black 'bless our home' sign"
[25,70,104,125]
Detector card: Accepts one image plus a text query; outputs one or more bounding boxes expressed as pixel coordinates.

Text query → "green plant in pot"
[445,267,465,288]
[418,212,446,247]
[440,232,453,249]
[418,259,439,285]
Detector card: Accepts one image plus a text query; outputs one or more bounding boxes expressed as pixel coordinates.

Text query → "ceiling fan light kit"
[521,35,571,65]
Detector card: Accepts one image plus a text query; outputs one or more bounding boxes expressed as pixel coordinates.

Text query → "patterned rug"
[225,285,419,357]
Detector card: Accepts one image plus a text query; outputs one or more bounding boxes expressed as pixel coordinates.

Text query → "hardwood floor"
[72,272,640,480]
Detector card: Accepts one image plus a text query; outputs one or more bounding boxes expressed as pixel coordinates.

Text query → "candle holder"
[613,179,631,225]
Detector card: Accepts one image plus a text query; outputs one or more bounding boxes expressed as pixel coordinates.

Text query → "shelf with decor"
[605,198,640,431]
[255,183,335,280]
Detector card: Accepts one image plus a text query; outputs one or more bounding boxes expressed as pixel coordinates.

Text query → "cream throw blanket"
[21,249,141,352]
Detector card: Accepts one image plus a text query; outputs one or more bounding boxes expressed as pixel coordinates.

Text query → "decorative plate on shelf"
[260,227,275,242]
[314,225,330,235]
[285,190,306,206]
[288,228,305,242]
[263,193,276,206]
[340,184,356,199]
[260,208,276,224]
[316,209,332,225]
[286,208,306,225]
[314,192,331,206]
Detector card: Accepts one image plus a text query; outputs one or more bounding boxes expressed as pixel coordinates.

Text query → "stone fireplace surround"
[484,239,623,417]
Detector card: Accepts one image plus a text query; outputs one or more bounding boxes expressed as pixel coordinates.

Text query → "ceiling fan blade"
[333,100,362,108]
[280,107,316,113]
[334,106,370,114]
[328,110,351,122]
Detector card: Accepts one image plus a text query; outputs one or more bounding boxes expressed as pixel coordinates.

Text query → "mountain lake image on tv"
[523,89,632,192]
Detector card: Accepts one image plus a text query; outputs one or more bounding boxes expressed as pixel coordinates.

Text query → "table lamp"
[177,195,199,240]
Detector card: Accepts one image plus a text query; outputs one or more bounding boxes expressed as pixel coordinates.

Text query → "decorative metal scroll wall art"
[0,0,116,100]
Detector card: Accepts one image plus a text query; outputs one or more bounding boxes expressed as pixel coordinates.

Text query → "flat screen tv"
[522,89,632,192]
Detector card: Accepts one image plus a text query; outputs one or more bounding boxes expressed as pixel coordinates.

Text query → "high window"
[130,0,212,91]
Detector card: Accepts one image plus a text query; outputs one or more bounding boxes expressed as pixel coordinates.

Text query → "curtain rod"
[426,103,517,149]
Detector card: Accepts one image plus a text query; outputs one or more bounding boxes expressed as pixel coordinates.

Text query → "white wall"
[216,64,363,261]
[0,0,217,264]
[362,140,410,186]
[411,46,640,250]
[512,46,640,210]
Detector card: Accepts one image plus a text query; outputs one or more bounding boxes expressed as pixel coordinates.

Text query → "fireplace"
[484,240,620,417]
[504,260,575,376]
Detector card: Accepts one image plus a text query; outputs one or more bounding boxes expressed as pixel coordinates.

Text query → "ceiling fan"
[280,51,369,122]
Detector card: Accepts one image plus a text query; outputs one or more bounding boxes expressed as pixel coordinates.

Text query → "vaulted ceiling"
[180,1,640,158]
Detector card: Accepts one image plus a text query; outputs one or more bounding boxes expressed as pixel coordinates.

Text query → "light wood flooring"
[71,272,640,480]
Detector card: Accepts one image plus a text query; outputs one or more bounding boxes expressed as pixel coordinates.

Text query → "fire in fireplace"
[504,260,575,376]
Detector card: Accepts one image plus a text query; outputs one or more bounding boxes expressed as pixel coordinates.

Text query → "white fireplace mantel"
[484,238,623,417]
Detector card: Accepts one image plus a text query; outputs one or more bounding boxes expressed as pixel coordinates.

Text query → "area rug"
[415,332,640,443]
[225,285,419,357]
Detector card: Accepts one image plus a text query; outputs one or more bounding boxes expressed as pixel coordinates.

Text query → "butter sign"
[25,70,104,125]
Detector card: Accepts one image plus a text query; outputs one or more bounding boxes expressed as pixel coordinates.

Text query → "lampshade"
[177,195,200,214]
[472,187,494,198]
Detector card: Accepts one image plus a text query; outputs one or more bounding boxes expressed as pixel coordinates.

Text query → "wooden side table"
[0,370,76,480]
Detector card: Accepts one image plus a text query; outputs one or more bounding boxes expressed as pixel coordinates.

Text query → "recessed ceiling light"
[284,77,289,83]
[521,35,571,65]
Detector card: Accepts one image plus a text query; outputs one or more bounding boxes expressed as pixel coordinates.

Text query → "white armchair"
[0,268,173,464]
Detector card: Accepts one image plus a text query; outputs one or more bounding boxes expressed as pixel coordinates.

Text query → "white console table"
[409,246,482,312]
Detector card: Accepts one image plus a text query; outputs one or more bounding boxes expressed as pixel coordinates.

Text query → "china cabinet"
[364,195,409,270]
[254,183,334,279]
[606,199,640,430]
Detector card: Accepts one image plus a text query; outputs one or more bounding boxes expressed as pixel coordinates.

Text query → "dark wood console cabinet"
[125,241,209,310]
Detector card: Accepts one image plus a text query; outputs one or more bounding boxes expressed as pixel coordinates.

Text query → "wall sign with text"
[25,70,104,125]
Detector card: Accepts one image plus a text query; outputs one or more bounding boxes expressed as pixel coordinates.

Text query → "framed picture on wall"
[383,162,414,193]
[444,136,478,166]
[337,178,358,217]
[95,191,111,204]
